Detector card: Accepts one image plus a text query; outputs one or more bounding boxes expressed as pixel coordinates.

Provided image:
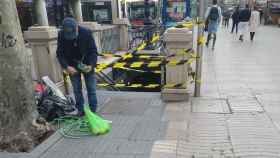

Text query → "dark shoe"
[239,35,244,42]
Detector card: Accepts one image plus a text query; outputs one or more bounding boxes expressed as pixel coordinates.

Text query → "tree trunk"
[0,0,38,152]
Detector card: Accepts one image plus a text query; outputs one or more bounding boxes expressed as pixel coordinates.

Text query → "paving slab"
[227,97,264,112]
[100,98,151,115]
[191,98,230,114]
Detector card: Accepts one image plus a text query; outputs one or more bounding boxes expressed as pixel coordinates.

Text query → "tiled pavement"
[30,26,280,158]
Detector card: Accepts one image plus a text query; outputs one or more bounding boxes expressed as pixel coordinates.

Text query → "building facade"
[16,0,72,30]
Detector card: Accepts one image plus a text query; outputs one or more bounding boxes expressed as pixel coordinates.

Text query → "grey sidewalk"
[196,25,280,157]
[10,25,280,158]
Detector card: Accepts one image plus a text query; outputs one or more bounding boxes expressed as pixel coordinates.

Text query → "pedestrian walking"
[231,6,240,34]
[205,0,222,50]
[56,18,98,116]
[222,10,231,28]
[238,4,251,42]
[249,7,260,41]
[259,9,263,24]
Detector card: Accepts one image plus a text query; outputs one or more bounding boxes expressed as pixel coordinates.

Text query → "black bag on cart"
[35,76,77,122]
[37,95,76,122]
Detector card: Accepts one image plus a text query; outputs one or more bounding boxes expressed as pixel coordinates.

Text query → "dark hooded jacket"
[56,26,98,70]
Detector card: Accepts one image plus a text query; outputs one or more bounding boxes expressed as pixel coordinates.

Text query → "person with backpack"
[238,4,251,42]
[223,9,231,28]
[205,0,222,50]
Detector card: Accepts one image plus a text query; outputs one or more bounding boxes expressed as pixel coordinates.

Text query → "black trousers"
[231,22,238,34]
[206,33,217,48]
[250,32,255,41]
[224,19,229,28]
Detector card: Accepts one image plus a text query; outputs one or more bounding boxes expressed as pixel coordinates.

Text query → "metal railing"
[128,25,164,50]
[93,25,121,53]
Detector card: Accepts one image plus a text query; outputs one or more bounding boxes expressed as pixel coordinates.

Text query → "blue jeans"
[70,72,97,113]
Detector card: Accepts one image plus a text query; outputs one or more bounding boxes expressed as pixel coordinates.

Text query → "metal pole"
[194,0,205,97]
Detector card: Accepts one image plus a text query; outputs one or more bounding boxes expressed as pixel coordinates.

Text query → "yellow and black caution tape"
[186,58,196,65]
[96,59,191,70]
[195,80,202,84]
[96,50,198,72]
[97,83,186,89]
[115,66,161,74]
[99,48,195,61]
[172,49,197,58]
[175,21,193,29]
[195,19,205,28]
[150,34,160,44]
[190,79,202,84]
[175,20,205,29]
[99,53,165,60]
[188,72,202,84]
[95,58,197,73]
[135,34,161,51]
[198,36,206,45]
[136,42,147,51]
[95,62,109,73]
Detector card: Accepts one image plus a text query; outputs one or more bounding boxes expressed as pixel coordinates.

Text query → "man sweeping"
[56,17,98,116]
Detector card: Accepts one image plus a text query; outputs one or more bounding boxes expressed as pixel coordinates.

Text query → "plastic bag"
[84,105,111,135]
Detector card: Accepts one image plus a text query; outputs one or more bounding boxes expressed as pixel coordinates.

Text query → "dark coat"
[231,10,240,22]
[56,26,98,70]
[239,8,251,22]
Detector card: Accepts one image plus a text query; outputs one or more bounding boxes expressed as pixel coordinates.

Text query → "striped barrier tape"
[198,36,206,45]
[96,51,197,73]
[114,66,161,74]
[171,49,197,58]
[97,83,186,89]
[175,20,205,29]
[136,42,147,51]
[99,48,195,60]
[95,58,197,73]
[96,59,189,70]
[113,58,196,74]
[134,34,161,51]
[196,20,205,28]
[181,23,193,29]
[175,22,193,29]
[99,53,164,60]
[187,72,202,84]
[150,34,160,44]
